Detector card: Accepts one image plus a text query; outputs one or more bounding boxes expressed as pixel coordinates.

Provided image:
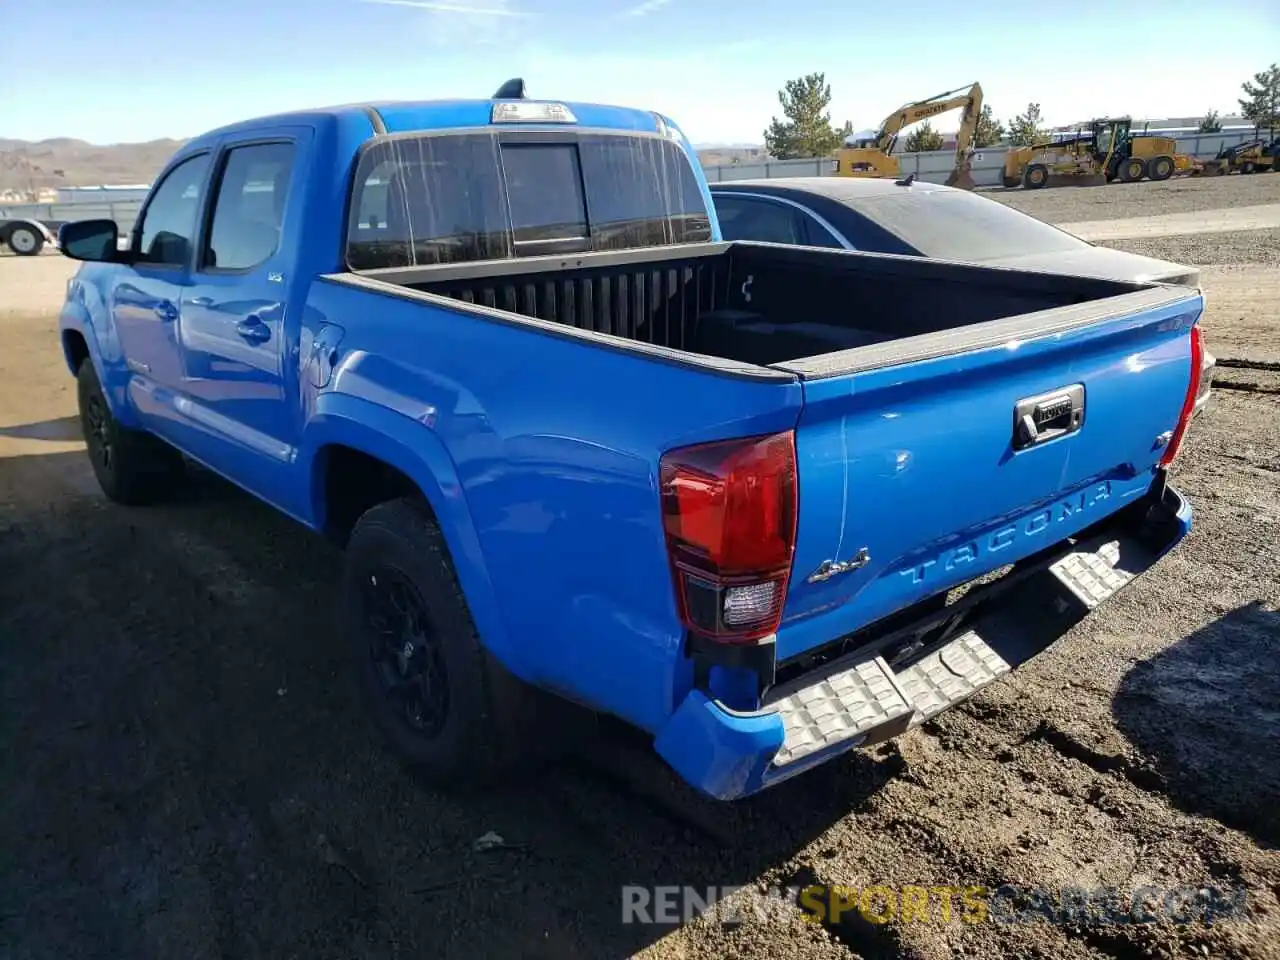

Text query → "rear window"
[853,189,1088,262]
[346,131,711,269]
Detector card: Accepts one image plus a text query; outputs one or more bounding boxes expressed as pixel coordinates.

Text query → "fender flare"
[58,291,142,428]
[2,218,54,251]
[299,393,523,678]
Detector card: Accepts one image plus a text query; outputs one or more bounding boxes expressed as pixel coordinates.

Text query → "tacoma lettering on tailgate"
[899,481,1113,585]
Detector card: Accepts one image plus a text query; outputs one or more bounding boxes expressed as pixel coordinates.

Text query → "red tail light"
[1159,323,1203,468]
[660,431,798,643]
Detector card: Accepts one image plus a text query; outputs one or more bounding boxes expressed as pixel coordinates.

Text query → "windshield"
[853,189,1089,262]
[346,131,711,270]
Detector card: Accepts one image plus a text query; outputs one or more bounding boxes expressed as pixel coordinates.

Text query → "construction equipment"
[1198,135,1280,176]
[835,83,983,190]
[1004,117,1201,189]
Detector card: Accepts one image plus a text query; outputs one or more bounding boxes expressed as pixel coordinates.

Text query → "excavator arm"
[875,83,983,157]
[836,82,983,189]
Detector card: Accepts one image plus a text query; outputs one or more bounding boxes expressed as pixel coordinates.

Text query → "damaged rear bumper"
[654,480,1192,801]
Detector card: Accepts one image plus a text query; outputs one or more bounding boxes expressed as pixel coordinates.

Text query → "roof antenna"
[492,78,528,99]
[894,172,916,187]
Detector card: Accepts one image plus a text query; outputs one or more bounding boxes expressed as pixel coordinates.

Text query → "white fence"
[701,129,1266,187]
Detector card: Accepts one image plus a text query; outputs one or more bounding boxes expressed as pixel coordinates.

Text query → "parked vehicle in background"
[55,82,1209,801]
[1003,117,1202,189]
[0,213,61,256]
[834,82,983,190]
[710,176,1201,285]
[1200,135,1280,175]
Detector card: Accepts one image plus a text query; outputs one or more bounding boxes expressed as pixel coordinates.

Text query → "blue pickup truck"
[56,81,1210,801]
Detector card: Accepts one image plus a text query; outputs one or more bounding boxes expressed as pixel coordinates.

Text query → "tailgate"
[772,287,1202,661]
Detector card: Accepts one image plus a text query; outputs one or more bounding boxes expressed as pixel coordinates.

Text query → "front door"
[178,134,306,503]
[111,152,212,435]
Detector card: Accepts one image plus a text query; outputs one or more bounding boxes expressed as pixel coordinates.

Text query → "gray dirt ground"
[1092,230,1280,267]
[2,175,1278,960]
[985,171,1280,223]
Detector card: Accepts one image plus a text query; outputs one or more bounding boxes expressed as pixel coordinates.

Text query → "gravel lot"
[986,171,1280,223]
[1092,230,1280,268]
[2,175,1278,960]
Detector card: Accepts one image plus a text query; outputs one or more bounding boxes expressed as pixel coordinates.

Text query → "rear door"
[774,289,1203,660]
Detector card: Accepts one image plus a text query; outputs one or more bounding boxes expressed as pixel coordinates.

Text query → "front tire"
[344,497,542,784]
[76,360,184,504]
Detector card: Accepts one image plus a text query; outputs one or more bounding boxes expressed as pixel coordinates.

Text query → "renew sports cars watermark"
[621,883,1249,927]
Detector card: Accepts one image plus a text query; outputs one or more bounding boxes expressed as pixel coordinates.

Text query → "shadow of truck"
[1114,600,1280,848]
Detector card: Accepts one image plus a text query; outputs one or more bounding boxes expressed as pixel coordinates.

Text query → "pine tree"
[1238,63,1280,133]
[763,73,845,159]
[905,121,944,153]
[1007,103,1045,146]
[973,105,1005,147]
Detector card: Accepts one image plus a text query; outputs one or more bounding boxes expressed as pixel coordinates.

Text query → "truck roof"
[188,97,671,149]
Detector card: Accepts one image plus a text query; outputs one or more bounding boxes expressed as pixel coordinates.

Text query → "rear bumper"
[654,480,1192,801]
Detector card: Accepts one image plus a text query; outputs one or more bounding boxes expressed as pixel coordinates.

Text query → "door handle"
[154,300,179,321]
[235,315,271,343]
[188,296,215,308]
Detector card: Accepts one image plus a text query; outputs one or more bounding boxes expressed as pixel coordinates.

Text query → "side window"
[203,142,296,271]
[713,196,803,245]
[136,154,211,266]
[798,214,848,250]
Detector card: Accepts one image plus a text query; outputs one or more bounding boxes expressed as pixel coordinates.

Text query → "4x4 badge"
[807,547,871,584]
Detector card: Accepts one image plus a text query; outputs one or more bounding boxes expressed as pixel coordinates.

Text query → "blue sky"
[2,0,1277,145]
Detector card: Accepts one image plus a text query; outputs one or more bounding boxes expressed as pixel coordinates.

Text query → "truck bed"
[348,241,1164,374]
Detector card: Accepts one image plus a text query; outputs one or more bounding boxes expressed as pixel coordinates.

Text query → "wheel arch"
[1,218,54,251]
[300,394,521,676]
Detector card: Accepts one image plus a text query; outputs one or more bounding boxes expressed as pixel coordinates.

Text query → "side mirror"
[58,219,124,263]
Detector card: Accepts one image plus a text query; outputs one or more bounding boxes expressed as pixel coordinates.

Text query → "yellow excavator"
[835,82,983,190]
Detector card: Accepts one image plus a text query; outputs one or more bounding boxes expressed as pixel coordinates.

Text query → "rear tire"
[1022,164,1049,190]
[76,359,184,505]
[1120,157,1146,182]
[343,497,547,785]
[1148,155,1174,181]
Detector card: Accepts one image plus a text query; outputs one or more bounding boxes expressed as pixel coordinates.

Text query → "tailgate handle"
[1013,384,1084,450]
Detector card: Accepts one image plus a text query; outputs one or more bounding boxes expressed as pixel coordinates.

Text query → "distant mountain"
[0,134,767,195]
[0,138,186,193]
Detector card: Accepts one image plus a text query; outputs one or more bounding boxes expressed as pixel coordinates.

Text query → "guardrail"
[702,129,1266,187]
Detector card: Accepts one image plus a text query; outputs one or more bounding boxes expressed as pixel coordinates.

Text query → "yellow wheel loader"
[836,83,983,190]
